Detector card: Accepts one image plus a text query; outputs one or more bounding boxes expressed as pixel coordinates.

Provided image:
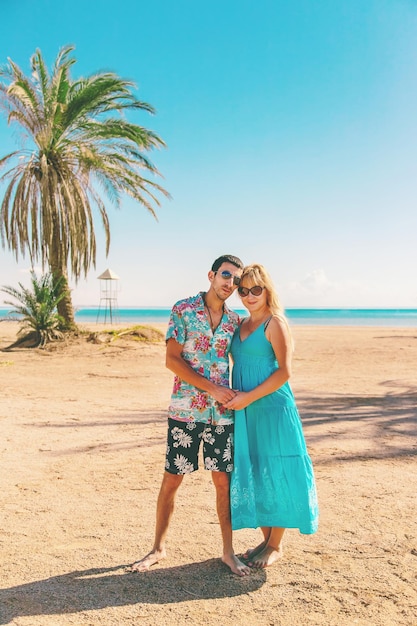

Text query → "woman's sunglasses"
[238,285,264,297]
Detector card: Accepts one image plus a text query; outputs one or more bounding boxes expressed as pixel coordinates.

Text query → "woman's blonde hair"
[240,263,293,346]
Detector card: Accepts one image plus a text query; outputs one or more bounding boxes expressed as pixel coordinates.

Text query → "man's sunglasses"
[238,285,264,297]
[215,270,241,286]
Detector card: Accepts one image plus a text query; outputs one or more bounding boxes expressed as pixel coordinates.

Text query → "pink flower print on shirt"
[221,321,237,334]
[173,376,181,394]
[209,362,224,385]
[194,335,211,353]
[214,337,228,358]
[169,327,179,341]
[215,402,228,415]
[190,392,209,412]
[176,301,189,314]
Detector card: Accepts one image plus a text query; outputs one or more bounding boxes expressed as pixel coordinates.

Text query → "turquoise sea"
[56,307,417,326]
[1,307,417,327]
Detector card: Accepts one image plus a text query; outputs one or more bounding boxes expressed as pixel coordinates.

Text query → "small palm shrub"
[2,271,68,347]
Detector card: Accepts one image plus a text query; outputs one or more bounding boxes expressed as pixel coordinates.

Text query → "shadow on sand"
[25,388,417,462]
[298,386,417,462]
[0,561,266,624]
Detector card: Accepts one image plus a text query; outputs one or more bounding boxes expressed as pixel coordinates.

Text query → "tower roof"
[97,268,120,280]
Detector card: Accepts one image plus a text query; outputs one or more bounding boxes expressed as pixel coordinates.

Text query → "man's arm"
[166,338,236,405]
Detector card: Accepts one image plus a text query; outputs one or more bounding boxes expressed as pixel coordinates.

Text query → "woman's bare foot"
[241,539,268,562]
[222,553,252,576]
[129,548,166,572]
[249,545,283,569]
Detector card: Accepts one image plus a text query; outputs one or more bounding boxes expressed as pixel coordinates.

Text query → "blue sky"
[1,0,417,309]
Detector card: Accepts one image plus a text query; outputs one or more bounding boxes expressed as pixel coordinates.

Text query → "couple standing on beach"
[130,254,319,576]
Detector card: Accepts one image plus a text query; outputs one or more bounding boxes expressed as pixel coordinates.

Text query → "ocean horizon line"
[71,305,417,311]
[1,306,417,327]
[2,305,416,310]
[74,307,417,327]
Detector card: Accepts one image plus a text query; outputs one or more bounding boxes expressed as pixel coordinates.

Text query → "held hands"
[211,385,251,410]
[223,390,251,411]
[211,384,238,406]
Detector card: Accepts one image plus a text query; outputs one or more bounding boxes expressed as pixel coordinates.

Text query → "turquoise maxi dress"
[230,321,319,533]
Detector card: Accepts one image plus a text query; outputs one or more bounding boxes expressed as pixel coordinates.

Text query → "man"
[130,254,250,576]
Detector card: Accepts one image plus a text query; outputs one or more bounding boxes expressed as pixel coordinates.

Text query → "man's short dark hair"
[211,254,244,272]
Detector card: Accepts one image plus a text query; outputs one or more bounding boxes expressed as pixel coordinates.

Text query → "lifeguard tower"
[96,268,120,324]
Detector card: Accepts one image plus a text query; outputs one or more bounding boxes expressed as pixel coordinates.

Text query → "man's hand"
[211,385,237,405]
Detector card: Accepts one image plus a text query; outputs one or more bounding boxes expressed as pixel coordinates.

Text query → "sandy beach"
[0,321,416,626]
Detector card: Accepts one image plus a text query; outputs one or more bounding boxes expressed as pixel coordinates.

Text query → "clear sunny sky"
[1,0,416,309]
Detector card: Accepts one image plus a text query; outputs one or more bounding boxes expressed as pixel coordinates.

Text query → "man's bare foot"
[129,549,166,572]
[249,545,283,569]
[222,553,252,576]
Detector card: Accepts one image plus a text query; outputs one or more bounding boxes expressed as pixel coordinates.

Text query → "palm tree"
[2,271,67,348]
[0,45,169,329]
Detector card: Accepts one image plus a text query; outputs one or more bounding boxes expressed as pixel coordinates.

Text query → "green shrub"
[2,272,68,347]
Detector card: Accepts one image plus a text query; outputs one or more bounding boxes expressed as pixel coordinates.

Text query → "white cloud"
[284,269,369,307]
[299,269,334,294]
[287,269,336,297]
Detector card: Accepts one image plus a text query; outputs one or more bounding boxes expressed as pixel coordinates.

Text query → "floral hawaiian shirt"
[166,291,240,425]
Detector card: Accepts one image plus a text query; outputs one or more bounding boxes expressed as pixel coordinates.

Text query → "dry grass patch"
[86,325,165,345]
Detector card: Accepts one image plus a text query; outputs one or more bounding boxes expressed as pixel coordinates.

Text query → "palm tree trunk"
[48,255,76,330]
[55,269,76,330]
[48,212,77,331]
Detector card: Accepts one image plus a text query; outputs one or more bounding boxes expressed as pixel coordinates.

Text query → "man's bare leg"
[211,471,251,577]
[130,471,184,572]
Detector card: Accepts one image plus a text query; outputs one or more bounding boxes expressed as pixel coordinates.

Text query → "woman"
[224,264,319,568]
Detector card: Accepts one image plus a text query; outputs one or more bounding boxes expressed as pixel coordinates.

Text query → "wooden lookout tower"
[96,268,120,324]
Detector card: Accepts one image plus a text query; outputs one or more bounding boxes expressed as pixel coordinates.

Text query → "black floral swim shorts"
[165,418,234,474]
